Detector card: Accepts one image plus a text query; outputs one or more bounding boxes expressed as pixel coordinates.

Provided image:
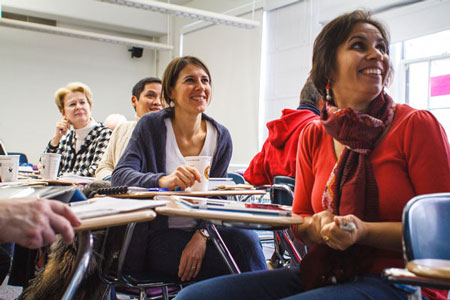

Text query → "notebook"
[173,196,292,216]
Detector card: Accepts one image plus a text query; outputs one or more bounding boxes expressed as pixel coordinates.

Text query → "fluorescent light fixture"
[96,0,260,29]
[0,17,173,50]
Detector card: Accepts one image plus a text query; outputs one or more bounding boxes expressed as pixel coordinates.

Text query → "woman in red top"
[175,10,450,300]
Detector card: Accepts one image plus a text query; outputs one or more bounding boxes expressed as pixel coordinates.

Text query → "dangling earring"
[325,81,332,101]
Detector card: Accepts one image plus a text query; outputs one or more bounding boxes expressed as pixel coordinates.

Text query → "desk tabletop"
[102,189,267,199]
[155,200,303,228]
[74,209,156,231]
[407,259,450,280]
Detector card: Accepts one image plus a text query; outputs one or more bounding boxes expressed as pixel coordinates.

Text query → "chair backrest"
[227,172,245,184]
[403,193,450,261]
[7,152,28,165]
[271,176,295,206]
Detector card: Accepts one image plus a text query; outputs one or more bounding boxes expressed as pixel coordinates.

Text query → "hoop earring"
[325,81,332,101]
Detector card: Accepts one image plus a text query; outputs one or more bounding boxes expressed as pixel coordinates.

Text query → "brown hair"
[161,56,212,108]
[310,10,391,98]
[299,78,321,107]
[54,82,93,113]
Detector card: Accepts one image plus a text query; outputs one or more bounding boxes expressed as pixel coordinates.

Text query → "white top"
[74,119,97,153]
[164,118,218,229]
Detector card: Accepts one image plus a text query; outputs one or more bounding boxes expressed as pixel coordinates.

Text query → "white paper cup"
[185,156,211,191]
[40,153,61,180]
[0,155,19,182]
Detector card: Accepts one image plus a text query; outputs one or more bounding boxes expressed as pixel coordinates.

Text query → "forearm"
[359,221,402,251]
[95,164,113,181]
[112,166,163,187]
[50,136,62,147]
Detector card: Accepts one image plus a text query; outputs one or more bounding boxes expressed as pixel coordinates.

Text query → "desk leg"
[206,224,241,274]
[61,230,94,300]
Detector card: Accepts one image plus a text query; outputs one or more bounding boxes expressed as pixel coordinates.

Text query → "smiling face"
[132,82,162,117]
[62,91,92,129]
[170,63,211,116]
[331,22,390,112]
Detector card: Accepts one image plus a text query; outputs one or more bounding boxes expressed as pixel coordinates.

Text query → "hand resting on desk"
[0,197,81,248]
[158,165,201,190]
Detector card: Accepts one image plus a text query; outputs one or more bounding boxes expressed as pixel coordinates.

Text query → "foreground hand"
[0,198,81,248]
[320,215,366,251]
[178,231,207,282]
[294,210,335,246]
[158,165,201,190]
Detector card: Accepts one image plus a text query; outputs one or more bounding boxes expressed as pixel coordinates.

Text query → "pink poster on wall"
[430,74,450,97]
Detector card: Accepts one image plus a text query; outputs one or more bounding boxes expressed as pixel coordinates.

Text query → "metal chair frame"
[98,223,183,300]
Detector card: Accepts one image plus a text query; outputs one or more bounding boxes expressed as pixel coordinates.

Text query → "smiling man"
[95,77,162,180]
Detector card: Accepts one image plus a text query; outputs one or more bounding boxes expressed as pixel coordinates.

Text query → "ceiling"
[0,0,198,39]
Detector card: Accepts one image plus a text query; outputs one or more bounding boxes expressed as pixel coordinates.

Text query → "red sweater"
[293,104,450,300]
[244,108,319,185]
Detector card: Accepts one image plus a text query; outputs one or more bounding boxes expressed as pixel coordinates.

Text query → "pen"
[69,199,96,207]
[339,222,356,232]
[127,187,169,192]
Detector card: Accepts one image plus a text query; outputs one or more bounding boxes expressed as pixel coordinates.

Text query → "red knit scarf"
[300,91,395,290]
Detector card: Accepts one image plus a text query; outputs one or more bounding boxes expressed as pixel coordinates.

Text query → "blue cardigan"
[112,109,232,188]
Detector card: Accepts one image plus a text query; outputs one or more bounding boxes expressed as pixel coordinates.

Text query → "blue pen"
[147,188,169,192]
[127,187,169,193]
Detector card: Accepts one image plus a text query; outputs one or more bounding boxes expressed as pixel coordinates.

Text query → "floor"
[0,231,275,300]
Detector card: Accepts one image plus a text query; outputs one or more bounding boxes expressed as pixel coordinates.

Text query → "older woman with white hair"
[45,82,111,177]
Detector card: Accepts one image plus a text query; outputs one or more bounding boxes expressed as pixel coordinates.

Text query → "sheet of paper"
[70,196,168,219]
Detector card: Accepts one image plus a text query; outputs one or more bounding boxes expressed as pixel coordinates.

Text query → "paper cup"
[0,155,19,182]
[185,156,211,191]
[40,153,61,180]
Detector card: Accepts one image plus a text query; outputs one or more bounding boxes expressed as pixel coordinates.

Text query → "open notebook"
[70,197,168,219]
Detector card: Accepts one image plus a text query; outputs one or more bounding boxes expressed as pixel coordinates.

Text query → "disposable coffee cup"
[185,156,211,191]
[40,153,61,180]
[0,155,19,182]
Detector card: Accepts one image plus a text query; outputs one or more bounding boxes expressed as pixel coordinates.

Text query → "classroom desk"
[62,209,157,300]
[406,259,450,280]
[98,189,267,200]
[155,199,303,274]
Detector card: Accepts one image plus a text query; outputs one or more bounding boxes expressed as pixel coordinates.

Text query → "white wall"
[261,0,320,143]
[0,26,159,163]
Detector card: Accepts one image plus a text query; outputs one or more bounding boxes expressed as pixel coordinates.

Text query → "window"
[398,30,450,138]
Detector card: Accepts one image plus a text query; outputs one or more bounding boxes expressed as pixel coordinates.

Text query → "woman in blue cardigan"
[112,56,266,282]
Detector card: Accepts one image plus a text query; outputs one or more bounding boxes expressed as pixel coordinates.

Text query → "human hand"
[0,198,81,248]
[294,210,335,246]
[51,117,71,146]
[158,165,201,190]
[178,231,207,281]
[320,215,366,251]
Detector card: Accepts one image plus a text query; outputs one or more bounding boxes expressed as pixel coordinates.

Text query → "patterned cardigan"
[45,123,112,177]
